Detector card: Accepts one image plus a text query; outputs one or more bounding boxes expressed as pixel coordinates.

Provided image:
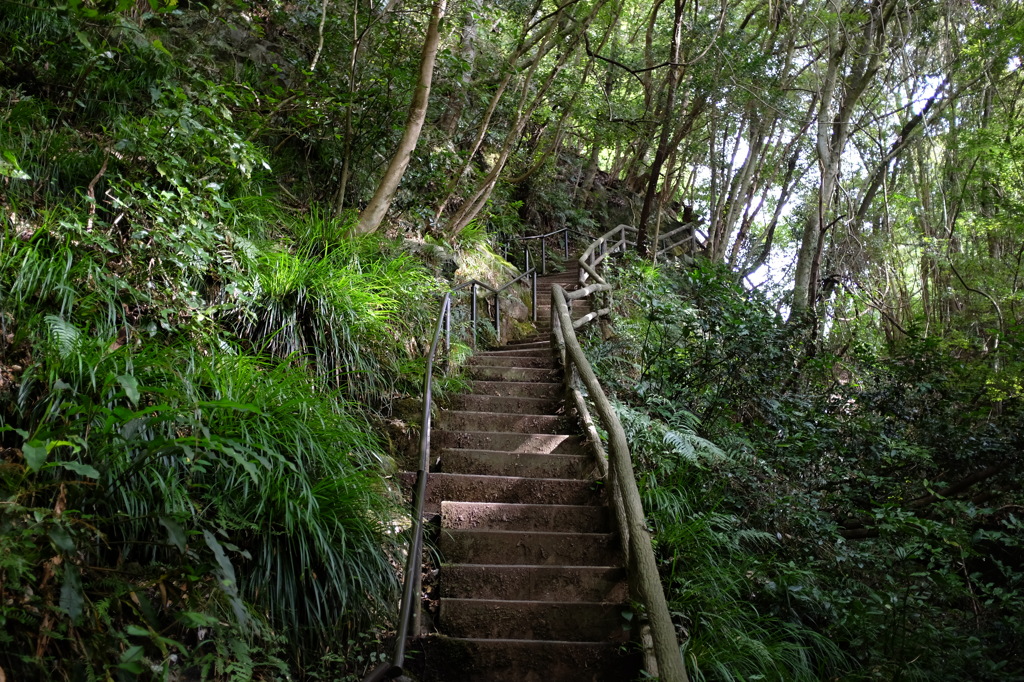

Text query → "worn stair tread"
[468,355,557,369]
[421,635,641,682]
[441,501,611,532]
[441,564,628,601]
[467,380,561,399]
[411,473,598,509]
[440,528,620,565]
[476,347,552,357]
[468,365,561,382]
[439,411,569,435]
[434,430,585,453]
[440,598,631,641]
[449,394,561,414]
[423,473,603,511]
[437,449,592,478]
[499,339,551,348]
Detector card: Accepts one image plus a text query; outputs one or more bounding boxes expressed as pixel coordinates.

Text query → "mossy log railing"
[552,224,690,682]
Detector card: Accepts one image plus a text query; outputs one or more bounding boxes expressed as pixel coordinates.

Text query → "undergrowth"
[586,256,1024,681]
[0,2,447,678]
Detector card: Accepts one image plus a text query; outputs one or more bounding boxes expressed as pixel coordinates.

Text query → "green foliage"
[234,229,440,403]
[613,401,847,682]
[0,2,451,677]
[1,323,402,673]
[589,258,1024,681]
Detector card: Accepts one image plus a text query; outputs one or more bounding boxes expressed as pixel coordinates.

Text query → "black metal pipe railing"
[365,292,452,682]
[364,244,540,682]
[515,227,593,275]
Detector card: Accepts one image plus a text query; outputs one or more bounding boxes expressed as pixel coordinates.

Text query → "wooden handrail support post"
[550,224,690,682]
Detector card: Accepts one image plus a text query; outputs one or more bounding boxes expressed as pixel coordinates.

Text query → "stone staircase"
[419,266,641,681]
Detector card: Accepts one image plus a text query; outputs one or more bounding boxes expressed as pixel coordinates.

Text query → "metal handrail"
[364,247,539,682]
[551,224,690,682]
[364,293,451,682]
[448,260,539,350]
[505,226,595,275]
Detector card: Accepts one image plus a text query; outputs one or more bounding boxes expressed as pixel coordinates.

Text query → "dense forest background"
[1,0,1022,680]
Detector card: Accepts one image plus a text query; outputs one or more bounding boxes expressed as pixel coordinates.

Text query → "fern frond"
[45,314,82,358]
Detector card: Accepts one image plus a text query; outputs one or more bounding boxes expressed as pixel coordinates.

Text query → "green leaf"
[74,30,94,52]
[125,624,151,637]
[59,461,101,479]
[159,516,187,552]
[0,151,31,180]
[23,441,49,471]
[177,611,219,628]
[49,527,76,553]
[150,38,171,57]
[117,374,141,405]
[60,565,85,624]
[203,530,248,626]
[116,645,146,674]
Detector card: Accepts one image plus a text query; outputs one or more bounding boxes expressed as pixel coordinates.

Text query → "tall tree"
[789,0,898,320]
[350,0,447,236]
[635,0,685,257]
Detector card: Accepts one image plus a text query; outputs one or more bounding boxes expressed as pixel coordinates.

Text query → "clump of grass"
[3,326,401,674]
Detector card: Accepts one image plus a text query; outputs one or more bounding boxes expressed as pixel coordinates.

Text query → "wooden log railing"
[552,224,690,682]
[621,222,707,259]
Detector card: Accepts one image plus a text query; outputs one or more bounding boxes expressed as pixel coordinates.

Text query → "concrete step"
[468,380,562,399]
[433,430,585,453]
[449,394,561,414]
[440,599,630,641]
[440,528,619,565]
[438,411,567,434]
[535,305,591,316]
[421,636,641,682]
[442,501,611,533]
[468,355,556,369]
[509,334,550,344]
[476,346,552,357]
[424,474,602,511]
[468,365,560,383]
[437,448,593,478]
[441,564,628,602]
[501,340,551,350]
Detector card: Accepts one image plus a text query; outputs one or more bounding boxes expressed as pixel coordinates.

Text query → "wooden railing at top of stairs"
[552,224,691,682]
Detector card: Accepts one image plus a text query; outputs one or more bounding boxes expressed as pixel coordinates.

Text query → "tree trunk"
[437,0,480,136]
[635,0,684,257]
[790,0,894,319]
[350,0,447,236]
[445,0,610,236]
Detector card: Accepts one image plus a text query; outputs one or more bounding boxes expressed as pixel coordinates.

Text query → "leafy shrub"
[587,257,1024,680]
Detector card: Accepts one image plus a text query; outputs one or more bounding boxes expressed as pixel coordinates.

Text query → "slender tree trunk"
[636,0,684,257]
[445,0,610,236]
[350,0,447,236]
[434,8,570,219]
[791,0,894,319]
[334,0,363,216]
[438,0,480,136]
